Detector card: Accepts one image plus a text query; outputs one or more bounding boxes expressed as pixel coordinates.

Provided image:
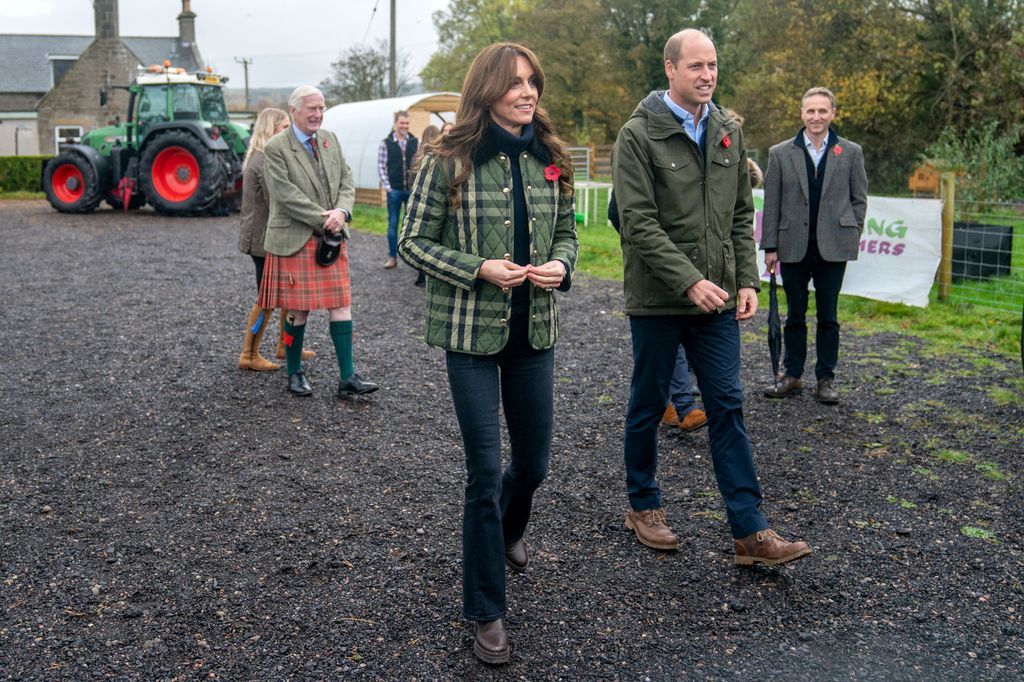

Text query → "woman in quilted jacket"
[398,43,578,665]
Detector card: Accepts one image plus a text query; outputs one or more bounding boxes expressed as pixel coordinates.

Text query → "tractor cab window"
[198,86,229,123]
[171,85,202,121]
[136,85,169,127]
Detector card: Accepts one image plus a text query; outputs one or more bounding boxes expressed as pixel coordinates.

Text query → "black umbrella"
[767,271,782,388]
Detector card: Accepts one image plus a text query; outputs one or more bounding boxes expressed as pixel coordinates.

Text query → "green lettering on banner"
[866,218,908,239]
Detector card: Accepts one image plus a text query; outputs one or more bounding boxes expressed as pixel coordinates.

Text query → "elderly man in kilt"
[258,85,378,398]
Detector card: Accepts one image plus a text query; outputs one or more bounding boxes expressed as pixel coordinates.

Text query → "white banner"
[752,190,943,307]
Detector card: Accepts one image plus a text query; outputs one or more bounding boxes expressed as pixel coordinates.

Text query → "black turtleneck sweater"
[488,122,533,306]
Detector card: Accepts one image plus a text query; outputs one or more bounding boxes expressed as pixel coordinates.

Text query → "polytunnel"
[321,92,460,192]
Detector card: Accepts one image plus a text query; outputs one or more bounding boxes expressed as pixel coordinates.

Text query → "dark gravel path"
[1,201,1022,681]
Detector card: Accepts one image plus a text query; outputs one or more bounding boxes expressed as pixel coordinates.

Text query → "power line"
[363,0,381,43]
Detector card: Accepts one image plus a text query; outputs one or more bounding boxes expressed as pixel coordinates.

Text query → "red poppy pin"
[833,144,843,156]
[721,134,732,149]
[544,164,561,182]
[322,140,329,149]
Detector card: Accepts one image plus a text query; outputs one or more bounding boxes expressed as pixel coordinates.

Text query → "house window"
[55,126,84,148]
[49,56,78,87]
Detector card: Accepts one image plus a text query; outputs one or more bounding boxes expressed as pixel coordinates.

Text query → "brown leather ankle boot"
[239,305,281,371]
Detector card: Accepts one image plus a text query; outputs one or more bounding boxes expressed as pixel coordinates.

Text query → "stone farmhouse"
[0,0,205,156]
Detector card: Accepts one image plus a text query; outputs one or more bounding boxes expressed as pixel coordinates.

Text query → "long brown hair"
[432,43,573,203]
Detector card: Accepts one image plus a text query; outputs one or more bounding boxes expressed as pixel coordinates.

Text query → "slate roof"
[0,34,204,94]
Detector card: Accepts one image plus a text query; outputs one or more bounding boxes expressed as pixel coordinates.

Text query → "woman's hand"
[478,259,530,288]
[526,260,566,290]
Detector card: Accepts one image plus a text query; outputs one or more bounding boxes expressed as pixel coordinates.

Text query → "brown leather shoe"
[474,618,510,664]
[734,528,811,566]
[505,539,529,573]
[815,379,840,404]
[764,376,803,399]
[383,257,398,269]
[661,404,679,426]
[679,408,707,432]
[625,508,679,550]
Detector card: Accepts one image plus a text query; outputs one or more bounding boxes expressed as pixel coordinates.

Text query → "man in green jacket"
[612,28,810,566]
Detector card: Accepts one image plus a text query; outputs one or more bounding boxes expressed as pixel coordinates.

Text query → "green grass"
[935,449,972,465]
[0,191,45,200]
[960,526,998,543]
[355,199,1023,360]
[975,461,1007,481]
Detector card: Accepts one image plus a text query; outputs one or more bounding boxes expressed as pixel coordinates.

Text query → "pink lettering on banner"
[859,240,906,256]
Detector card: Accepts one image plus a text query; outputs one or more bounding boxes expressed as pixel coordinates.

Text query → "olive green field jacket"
[612,92,759,316]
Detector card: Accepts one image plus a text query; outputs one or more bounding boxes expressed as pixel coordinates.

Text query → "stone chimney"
[94,0,119,40]
[178,0,197,45]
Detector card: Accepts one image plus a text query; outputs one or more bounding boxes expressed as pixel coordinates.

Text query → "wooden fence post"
[938,172,955,300]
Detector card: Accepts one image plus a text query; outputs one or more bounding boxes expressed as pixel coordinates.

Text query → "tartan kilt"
[257,237,351,310]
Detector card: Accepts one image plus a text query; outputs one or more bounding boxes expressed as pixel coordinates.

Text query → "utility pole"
[389,0,397,97]
[234,57,253,110]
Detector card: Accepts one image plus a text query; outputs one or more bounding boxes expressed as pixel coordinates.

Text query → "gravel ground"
[1,201,1022,681]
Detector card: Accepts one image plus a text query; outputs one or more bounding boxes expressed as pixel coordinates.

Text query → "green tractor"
[42,63,250,216]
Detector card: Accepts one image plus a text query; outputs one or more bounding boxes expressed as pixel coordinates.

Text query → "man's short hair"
[802,87,837,109]
[664,28,710,65]
[288,85,323,110]
[393,110,410,122]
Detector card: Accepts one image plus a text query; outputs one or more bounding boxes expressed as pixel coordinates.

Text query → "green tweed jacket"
[263,126,355,257]
[398,135,578,355]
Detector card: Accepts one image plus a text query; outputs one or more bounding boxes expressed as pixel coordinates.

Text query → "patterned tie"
[309,134,319,161]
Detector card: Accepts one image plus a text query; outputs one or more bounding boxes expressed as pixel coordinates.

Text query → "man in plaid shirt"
[378,110,418,270]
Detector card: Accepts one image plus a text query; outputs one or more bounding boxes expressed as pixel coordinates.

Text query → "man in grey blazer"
[760,87,867,404]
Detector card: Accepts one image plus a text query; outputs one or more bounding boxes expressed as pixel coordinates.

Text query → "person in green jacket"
[399,43,577,665]
[612,28,811,567]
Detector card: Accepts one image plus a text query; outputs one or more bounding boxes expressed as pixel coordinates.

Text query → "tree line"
[414,0,1024,195]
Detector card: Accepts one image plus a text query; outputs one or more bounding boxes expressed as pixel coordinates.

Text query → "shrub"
[924,121,1024,204]
[0,156,49,193]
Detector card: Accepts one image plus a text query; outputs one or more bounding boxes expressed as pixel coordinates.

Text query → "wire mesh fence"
[949,200,1024,312]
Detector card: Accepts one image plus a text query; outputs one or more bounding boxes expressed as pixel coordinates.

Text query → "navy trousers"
[623,313,767,539]
[445,321,553,621]
[780,243,847,381]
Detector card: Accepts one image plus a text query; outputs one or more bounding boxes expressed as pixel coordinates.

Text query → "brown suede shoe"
[661,404,680,426]
[734,528,811,566]
[679,408,708,432]
[764,376,803,399]
[474,618,510,664]
[275,344,316,361]
[625,508,680,550]
[815,379,840,404]
[505,539,529,573]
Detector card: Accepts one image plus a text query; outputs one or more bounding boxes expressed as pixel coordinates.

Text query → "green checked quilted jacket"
[398,140,578,355]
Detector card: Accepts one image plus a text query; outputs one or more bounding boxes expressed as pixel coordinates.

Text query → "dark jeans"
[386,190,410,258]
[445,322,553,621]
[780,243,847,381]
[623,313,767,539]
[668,345,697,416]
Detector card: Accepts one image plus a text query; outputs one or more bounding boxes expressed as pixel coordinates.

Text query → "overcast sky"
[0,0,450,88]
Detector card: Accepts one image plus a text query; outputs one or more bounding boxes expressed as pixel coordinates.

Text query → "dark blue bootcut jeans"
[445,319,553,622]
[623,312,767,538]
[386,189,410,258]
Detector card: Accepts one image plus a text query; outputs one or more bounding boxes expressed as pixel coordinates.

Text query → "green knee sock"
[329,320,355,380]
[283,319,306,375]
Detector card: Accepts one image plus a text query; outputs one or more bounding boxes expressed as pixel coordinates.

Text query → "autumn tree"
[319,40,412,104]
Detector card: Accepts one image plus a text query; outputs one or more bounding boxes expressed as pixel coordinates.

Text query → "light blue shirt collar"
[662,92,712,144]
[293,124,316,153]
[802,131,828,166]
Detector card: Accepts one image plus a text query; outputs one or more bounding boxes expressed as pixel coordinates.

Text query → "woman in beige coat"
[237,108,314,370]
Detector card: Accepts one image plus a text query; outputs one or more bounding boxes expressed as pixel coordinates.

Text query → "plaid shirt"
[399,148,578,355]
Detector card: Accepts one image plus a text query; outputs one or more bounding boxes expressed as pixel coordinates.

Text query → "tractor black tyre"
[43,152,103,213]
[139,131,225,216]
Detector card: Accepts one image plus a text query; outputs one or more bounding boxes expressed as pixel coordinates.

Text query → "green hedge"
[0,156,50,193]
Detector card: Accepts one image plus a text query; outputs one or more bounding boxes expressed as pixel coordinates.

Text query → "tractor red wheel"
[139,130,225,216]
[150,146,200,202]
[51,163,85,204]
[42,152,103,213]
